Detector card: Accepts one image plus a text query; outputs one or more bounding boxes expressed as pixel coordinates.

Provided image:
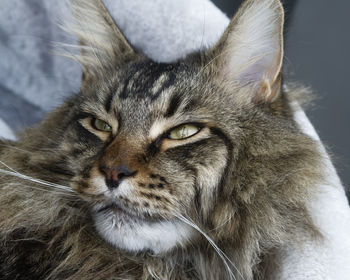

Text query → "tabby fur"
[0,0,323,279]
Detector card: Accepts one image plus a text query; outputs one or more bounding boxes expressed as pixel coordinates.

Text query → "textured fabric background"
[0,0,80,129]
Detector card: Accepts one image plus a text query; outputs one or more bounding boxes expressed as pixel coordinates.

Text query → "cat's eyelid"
[164,122,203,139]
[167,122,204,131]
[76,109,118,129]
[78,116,117,141]
[74,112,94,122]
[159,126,211,152]
[149,118,205,140]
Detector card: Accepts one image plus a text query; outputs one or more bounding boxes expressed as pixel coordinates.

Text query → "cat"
[0,0,323,279]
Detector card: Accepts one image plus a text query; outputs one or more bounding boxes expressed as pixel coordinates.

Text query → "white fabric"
[105,0,229,62]
[0,118,15,140]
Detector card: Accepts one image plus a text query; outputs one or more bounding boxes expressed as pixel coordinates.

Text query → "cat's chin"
[92,204,194,254]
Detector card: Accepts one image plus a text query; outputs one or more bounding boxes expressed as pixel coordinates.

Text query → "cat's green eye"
[92,118,112,132]
[168,124,200,140]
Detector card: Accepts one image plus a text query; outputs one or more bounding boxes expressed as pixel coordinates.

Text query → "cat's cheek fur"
[93,211,194,254]
[195,146,228,217]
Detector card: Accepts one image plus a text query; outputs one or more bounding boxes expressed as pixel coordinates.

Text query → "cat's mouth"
[98,202,127,214]
[95,202,162,223]
[97,202,140,220]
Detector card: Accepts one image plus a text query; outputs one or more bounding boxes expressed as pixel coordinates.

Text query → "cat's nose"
[100,165,137,190]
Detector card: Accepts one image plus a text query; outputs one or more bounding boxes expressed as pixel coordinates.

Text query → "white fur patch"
[90,175,108,193]
[92,180,194,254]
[93,209,193,254]
[111,180,134,197]
[149,119,168,140]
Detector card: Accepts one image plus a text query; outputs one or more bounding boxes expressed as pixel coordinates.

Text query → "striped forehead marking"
[119,62,177,101]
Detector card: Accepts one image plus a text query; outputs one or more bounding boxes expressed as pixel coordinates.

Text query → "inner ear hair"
[64,0,137,89]
[205,0,285,104]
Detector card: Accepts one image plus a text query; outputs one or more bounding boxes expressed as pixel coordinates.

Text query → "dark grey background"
[213,0,350,188]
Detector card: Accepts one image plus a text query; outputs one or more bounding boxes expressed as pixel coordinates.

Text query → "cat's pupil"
[180,127,186,137]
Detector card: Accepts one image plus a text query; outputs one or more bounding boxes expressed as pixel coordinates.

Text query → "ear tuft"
[207,0,284,103]
[61,0,136,88]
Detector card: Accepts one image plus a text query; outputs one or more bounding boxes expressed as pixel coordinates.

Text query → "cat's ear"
[67,0,136,89]
[206,0,284,103]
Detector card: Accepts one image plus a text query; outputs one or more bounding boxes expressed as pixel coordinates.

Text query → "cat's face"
[65,61,230,253]
[60,0,285,254]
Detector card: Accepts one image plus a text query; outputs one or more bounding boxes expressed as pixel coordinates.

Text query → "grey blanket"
[0,0,80,129]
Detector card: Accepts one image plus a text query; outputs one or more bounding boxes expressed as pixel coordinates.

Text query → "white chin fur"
[93,211,194,254]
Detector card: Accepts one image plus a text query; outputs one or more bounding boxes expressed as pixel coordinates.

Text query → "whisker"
[175,213,245,280]
[3,181,78,199]
[0,160,18,173]
[209,214,234,231]
[0,160,75,195]
[0,144,34,154]
[0,168,75,194]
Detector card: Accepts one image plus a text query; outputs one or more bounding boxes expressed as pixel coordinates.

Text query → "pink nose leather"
[100,166,137,190]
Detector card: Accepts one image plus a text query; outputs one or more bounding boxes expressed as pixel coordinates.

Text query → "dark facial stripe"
[209,127,234,193]
[164,94,182,118]
[209,127,233,153]
[119,75,132,100]
[146,136,162,158]
[119,62,178,101]
[150,71,176,101]
[104,91,114,112]
[75,122,102,144]
[71,112,92,123]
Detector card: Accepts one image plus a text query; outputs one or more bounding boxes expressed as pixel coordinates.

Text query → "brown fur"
[0,0,324,279]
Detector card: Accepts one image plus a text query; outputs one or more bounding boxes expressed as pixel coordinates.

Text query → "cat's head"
[56,0,296,255]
